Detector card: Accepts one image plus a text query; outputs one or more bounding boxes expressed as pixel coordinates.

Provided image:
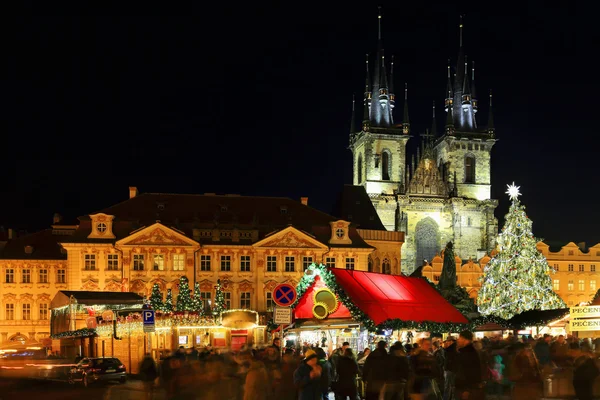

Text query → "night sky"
[3,4,599,247]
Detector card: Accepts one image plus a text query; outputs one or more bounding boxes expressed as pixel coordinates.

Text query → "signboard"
[274,306,292,325]
[570,306,600,319]
[570,318,600,332]
[143,310,155,333]
[273,284,297,307]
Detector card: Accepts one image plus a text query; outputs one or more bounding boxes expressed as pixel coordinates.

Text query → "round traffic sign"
[273,283,297,307]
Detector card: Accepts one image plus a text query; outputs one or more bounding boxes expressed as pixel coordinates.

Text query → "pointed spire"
[488,89,495,136]
[445,100,455,135]
[402,83,410,134]
[363,54,371,126]
[431,101,437,137]
[389,55,395,95]
[378,6,382,40]
[350,94,356,135]
[445,59,453,112]
[462,56,471,98]
[411,154,415,175]
[459,15,464,48]
[380,51,389,91]
[471,60,478,112]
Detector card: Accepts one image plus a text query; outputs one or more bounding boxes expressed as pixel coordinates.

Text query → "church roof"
[332,185,385,230]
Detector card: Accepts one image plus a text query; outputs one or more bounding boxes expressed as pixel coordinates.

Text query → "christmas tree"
[192,282,204,314]
[149,283,163,311]
[163,289,174,313]
[213,279,227,318]
[175,276,194,312]
[477,183,566,319]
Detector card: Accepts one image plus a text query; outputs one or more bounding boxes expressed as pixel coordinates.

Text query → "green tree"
[213,279,227,318]
[163,289,174,313]
[192,282,204,314]
[478,183,565,319]
[149,283,163,311]
[176,276,194,311]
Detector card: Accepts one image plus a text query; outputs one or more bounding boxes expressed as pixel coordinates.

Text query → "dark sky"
[3,3,600,247]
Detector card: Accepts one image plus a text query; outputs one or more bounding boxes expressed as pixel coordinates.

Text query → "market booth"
[290,265,469,351]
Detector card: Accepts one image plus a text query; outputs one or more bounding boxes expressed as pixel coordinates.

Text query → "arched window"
[464,155,475,183]
[382,151,391,181]
[357,154,363,184]
[368,256,373,272]
[382,259,391,274]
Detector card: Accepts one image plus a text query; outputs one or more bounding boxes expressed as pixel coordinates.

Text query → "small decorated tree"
[176,276,194,312]
[163,289,174,313]
[478,183,566,319]
[149,283,163,311]
[213,279,227,318]
[192,282,204,315]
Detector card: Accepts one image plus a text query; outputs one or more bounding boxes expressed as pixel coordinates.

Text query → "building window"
[579,280,585,291]
[39,269,48,283]
[382,259,391,274]
[5,304,14,320]
[266,256,277,272]
[173,254,185,271]
[592,265,597,272]
[39,304,49,320]
[240,292,251,309]
[5,268,14,283]
[345,258,355,270]
[568,280,574,291]
[303,257,313,271]
[200,292,211,309]
[357,154,363,184]
[579,264,585,272]
[381,151,391,181]
[568,264,574,272]
[464,156,475,183]
[22,269,31,283]
[97,223,107,233]
[220,255,231,271]
[107,254,119,271]
[240,255,251,272]
[553,279,560,291]
[223,292,231,310]
[285,256,295,272]
[133,254,145,271]
[57,269,66,284]
[554,264,559,272]
[84,254,96,270]
[200,255,211,271]
[22,304,31,320]
[325,257,336,269]
[591,280,597,292]
[266,292,275,312]
[153,255,165,271]
[336,228,345,239]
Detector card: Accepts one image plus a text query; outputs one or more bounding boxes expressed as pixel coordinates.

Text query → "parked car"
[67,357,126,387]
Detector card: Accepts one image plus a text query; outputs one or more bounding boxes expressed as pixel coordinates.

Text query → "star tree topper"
[506,182,521,201]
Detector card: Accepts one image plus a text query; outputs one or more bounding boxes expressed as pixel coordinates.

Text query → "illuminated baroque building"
[421,242,600,306]
[348,13,498,272]
[0,187,403,345]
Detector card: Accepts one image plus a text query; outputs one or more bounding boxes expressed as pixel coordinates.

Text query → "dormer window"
[329,220,352,245]
[336,228,345,239]
[280,206,288,215]
[97,223,107,233]
[88,213,116,239]
[24,245,33,255]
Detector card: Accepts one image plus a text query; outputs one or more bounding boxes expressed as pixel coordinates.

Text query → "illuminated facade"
[422,242,600,306]
[348,14,498,273]
[0,189,403,345]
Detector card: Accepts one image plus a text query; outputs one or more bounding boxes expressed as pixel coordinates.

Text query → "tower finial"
[488,89,495,136]
[472,60,475,80]
[363,54,371,125]
[459,15,463,47]
[431,101,437,137]
[378,6,382,40]
[350,94,356,135]
[402,82,410,134]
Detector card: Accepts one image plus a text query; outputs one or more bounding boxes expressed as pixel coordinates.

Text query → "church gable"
[116,223,199,247]
[253,226,327,250]
[407,149,448,197]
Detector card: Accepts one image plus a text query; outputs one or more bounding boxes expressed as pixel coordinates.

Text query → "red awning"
[329,269,468,325]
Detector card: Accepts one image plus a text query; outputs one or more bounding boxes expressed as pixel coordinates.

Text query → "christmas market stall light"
[477,183,566,320]
[294,263,469,332]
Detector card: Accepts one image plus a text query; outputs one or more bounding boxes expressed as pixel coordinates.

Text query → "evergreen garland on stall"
[292,263,469,332]
[192,282,204,315]
[163,289,174,313]
[175,276,194,312]
[149,283,164,311]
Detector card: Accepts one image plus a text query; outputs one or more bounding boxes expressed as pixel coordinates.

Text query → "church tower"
[349,8,410,217]
[348,12,498,273]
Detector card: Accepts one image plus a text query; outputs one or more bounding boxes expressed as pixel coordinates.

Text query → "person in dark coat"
[443,337,458,400]
[294,349,322,400]
[139,353,158,399]
[380,342,410,400]
[334,348,359,400]
[454,331,483,400]
[315,347,333,400]
[571,343,600,400]
[362,340,389,400]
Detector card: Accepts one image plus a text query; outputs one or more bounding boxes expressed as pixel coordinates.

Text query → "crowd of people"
[136,332,600,400]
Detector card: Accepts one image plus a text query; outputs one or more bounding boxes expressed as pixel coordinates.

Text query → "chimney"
[300,197,308,206]
[53,213,62,225]
[129,186,138,199]
[8,228,14,240]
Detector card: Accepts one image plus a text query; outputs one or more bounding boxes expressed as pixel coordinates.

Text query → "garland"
[293,264,469,333]
[50,328,96,339]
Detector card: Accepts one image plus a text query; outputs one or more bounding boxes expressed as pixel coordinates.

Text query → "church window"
[415,217,439,271]
[381,151,391,181]
[382,259,391,274]
[464,156,475,183]
[357,154,363,184]
[468,144,472,150]
[374,154,380,168]
[462,144,466,150]
[467,217,472,227]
